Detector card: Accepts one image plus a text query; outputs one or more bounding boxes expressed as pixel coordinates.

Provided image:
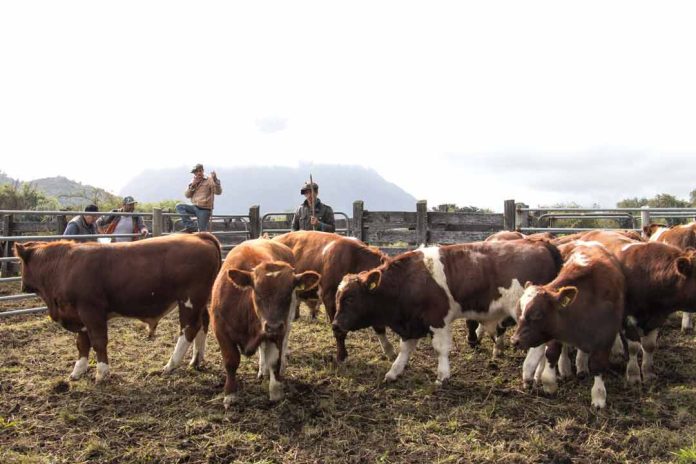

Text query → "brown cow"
[644,222,696,331]
[566,230,696,383]
[209,239,319,407]
[333,240,562,383]
[511,242,625,408]
[274,230,395,361]
[14,233,221,382]
[485,231,556,242]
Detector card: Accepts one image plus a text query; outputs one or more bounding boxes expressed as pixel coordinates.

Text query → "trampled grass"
[1,281,695,463]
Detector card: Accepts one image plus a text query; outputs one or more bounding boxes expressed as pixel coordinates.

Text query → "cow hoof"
[223,394,238,409]
[542,383,558,395]
[435,377,449,386]
[269,385,284,402]
[626,374,641,386]
[643,372,657,383]
[384,372,398,383]
[591,399,606,409]
[522,379,534,390]
[95,363,110,383]
[162,364,176,375]
[576,371,588,380]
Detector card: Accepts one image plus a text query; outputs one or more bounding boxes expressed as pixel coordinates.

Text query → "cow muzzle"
[263,321,285,338]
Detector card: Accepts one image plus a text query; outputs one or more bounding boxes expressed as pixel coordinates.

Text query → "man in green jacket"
[291,181,335,233]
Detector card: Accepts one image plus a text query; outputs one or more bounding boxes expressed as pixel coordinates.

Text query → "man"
[176,163,222,232]
[63,204,99,240]
[97,196,149,242]
[291,181,335,232]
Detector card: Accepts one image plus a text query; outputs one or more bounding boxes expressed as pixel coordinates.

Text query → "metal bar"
[0,257,19,262]
[0,277,22,283]
[520,207,696,213]
[0,210,153,217]
[520,227,640,234]
[0,233,141,241]
[161,213,250,220]
[0,293,38,302]
[0,307,48,317]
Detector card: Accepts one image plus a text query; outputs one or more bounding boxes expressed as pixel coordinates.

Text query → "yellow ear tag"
[369,282,377,290]
[560,296,571,308]
[297,283,305,291]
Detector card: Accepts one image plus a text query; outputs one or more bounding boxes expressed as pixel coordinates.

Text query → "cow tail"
[542,241,564,275]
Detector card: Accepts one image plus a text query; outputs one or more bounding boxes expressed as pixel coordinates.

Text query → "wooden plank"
[416,200,428,245]
[429,230,494,244]
[379,247,414,256]
[428,212,504,226]
[364,211,418,224]
[428,223,504,232]
[366,230,417,246]
[353,201,364,241]
[504,199,516,231]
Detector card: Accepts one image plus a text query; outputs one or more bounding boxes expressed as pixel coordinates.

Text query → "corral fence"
[3,200,696,317]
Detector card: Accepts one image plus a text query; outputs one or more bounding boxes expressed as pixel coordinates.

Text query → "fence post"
[641,206,651,230]
[416,200,428,246]
[515,203,529,230]
[504,199,516,231]
[55,214,67,235]
[249,205,261,239]
[352,201,364,241]
[1,214,13,277]
[152,208,163,237]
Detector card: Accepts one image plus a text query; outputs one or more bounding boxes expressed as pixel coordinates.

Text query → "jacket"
[292,198,335,232]
[185,176,222,209]
[96,208,147,241]
[63,216,98,240]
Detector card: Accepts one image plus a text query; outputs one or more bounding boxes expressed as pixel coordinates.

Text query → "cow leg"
[541,341,561,394]
[575,350,589,379]
[279,299,295,376]
[324,292,349,362]
[85,317,110,383]
[522,345,545,388]
[492,324,507,359]
[558,344,573,379]
[189,309,209,369]
[431,326,453,385]
[384,339,418,382]
[610,334,625,359]
[589,350,609,409]
[293,297,302,320]
[466,320,480,349]
[641,328,659,383]
[163,299,200,373]
[219,340,241,409]
[262,341,283,402]
[682,312,693,333]
[373,326,396,360]
[626,339,642,385]
[307,298,321,319]
[70,330,91,380]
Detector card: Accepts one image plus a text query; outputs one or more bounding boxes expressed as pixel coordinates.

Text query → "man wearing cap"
[291,181,335,233]
[96,196,149,242]
[64,204,100,240]
[176,163,222,232]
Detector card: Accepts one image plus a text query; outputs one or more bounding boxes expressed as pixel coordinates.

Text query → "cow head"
[511,283,578,350]
[14,242,40,293]
[333,269,383,335]
[228,261,319,339]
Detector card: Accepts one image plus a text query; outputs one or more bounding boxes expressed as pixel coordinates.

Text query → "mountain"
[29,176,118,208]
[121,164,418,214]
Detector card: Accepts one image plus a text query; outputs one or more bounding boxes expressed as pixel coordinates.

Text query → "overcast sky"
[2,1,696,211]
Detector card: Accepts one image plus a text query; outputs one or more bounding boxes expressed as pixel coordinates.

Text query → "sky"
[2,1,696,211]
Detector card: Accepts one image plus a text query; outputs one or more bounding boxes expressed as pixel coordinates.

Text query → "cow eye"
[529,310,544,321]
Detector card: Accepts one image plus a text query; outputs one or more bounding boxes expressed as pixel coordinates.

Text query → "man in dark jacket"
[96,196,149,242]
[291,182,335,232]
[63,204,99,240]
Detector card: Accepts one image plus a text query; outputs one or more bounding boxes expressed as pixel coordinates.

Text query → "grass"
[1,281,696,463]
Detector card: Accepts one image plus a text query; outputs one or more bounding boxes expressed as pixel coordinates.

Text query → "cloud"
[255,117,288,134]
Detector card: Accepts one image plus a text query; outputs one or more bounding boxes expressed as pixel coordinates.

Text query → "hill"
[120,164,417,214]
[28,176,118,208]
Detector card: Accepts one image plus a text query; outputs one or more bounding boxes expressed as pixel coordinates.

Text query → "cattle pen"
[1,201,696,463]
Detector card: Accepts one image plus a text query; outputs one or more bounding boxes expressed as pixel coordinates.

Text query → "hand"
[211,171,217,179]
[310,217,319,226]
[141,228,149,237]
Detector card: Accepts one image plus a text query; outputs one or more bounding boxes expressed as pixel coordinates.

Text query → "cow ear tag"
[296,283,305,291]
[369,282,377,290]
[560,296,572,308]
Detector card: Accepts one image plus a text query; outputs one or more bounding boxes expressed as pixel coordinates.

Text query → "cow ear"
[557,286,578,309]
[14,243,32,263]
[364,270,382,292]
[228,269,254,289]
[676,256,692,278]
[295,271,320,292]
[524,281,533,289]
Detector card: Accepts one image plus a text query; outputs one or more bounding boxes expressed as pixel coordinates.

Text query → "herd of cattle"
[12,223,696,409]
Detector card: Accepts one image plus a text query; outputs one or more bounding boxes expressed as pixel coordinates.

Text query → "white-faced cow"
[209,239,319,407]
[511,242,625,408]
[644,222,696,332]
[333,239,563,383]
[14,233,221,382]
[274,230,395,361]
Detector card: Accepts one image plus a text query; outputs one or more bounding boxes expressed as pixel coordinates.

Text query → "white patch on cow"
[420,247,463,323]
[641,328,659,382]
[682,312,694,332]
[189,328,207,368]
[575,350,589,377]
[266,271,282,277]
[534,352,545,384]
[626,340,642,384]
[384,339,418,382]
[257,344,267,379]
[621,242,645,252]
[223,393,237,409]
[626,315,638,328]
[375,332,396,360]
[493,332,505,359]
[475,322,486,341]
[558,344,573,378]
[522,345,546,385]
[519,286,541,320]
[163,333,192,373]
[649,227,668,242]
[322,241,336,256]
[488,279,525,322]
[574,240,606,250]
[567,251,590,267]
[541,359,558,394]
[183,299,194,309]
[431,327,452,384]
[80,327,87,333]
[610,335,624,358]
[591,375,607,408]
[337,276,350,295]
[70,357,89,380]
[95,362,110,382]
[262,342,283,401]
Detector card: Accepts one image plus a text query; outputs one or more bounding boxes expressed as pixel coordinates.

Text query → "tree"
[0,182,60,211]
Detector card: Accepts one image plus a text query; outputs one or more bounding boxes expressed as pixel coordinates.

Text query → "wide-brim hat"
[300,181,319,194]
[123,196,137,205]
[191,163,204,173]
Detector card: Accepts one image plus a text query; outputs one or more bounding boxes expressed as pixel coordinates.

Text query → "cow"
[332,239,563,383]
[485,231,556,242]
[569,230,696,384]
[644,222,696,332]
[209,239,319,407]
[13,233,221,382]
[511,242,625,408]
[274,230,395,361]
